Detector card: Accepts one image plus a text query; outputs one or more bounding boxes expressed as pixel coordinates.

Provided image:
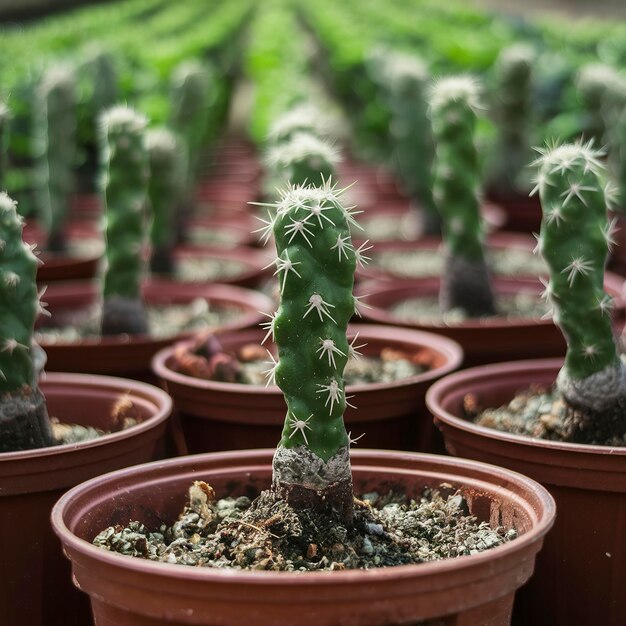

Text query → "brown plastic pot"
[0,372,172,626]
[52,448,555,626]
[172,246,270,288]
[356,274,625,366]
[23,220,103,283]
[39,281,272,380]
[151,324,463,454]
[486,190,542,234]
[426,359,626,626]
[357,232,537,282]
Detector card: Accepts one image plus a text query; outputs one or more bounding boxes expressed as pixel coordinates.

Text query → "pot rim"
[151,324,464,395]
[38,280,272,348]
[0,371,172,461]
[426,357,626,456]
[356,274,625,330]
[51,448,555,584]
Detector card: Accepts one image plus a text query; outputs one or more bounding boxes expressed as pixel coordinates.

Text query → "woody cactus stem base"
[263,182,363,523]
[535,140,626,443]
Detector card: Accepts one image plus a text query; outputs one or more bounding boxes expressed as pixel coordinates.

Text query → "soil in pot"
[0,373,172,626]
[426,359,626,626]
[52,449,554,626]
[152,325,463,454]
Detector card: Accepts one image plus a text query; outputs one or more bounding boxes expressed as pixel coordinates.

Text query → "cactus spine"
[100,106,149,336]
[34,65,77,252]
[266,181,360,522]
[385,52,438,234]
[488,44,536,195]
[534,140,626,443]
[430,76,496,317]
[147,128,186,276]
[0,192,54,452]
[266,131,340,189]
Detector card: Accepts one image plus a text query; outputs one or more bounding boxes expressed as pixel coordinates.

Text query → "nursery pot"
[151,324,463,454]
[39,281,272,380]
[52,448,554,626]
[426,359,626,626]
[356,274,625,366]
[0,372,172,626]
[486,190,542,234]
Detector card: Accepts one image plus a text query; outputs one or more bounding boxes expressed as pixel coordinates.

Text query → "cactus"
[146,128,187,276]
[576,63,621,145]
[85,48,119,115]
[487,44,536,195]
[533,140,626,443]
[267,103,331,146]
[0,192,54,452]
[616,102,626,208]
[0,102,10,191]
[99,106,149,337]
[429,76,496,317]
[265,131,340,190]
[262,180,362,522]
[384,51,439,234]
[33,65,77,252]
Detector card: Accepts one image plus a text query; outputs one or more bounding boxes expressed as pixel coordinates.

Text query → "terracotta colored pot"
[52,448,554,626]
[0,372,172,626]
[486,191,542,234]
[172,246,270,288]
[356,274,625,366]
[357,232,538,282]
[426,359,626,626]
[23,220,103,284]
[195,179,259,214]
[39,281,272,380]
[151,324,463,454]
[70,193,102,221]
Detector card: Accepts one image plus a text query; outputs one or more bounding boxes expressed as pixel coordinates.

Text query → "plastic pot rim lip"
[0,371,172,461]
[426,357,626,456]
[150,324,465,394]
[51,448,556,585]
[38,280,272,348]
[355,274,625,331]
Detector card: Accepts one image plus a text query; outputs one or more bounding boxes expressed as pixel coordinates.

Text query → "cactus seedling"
[384,51,438,234]
[99,106,149,336]
[429,76,496,317]
[146,128,187,276]
[487,44,536,195]
[0,192,54,452]
[267,103,331,146]
[533,140,626,444]
[34,65,77,252]
[263,180,361,522]
[265,131,340,189]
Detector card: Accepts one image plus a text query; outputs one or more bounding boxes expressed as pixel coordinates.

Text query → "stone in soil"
[93,480,516,571]
[36,298,241,343]
[470,384,626,446]
[391,293,549,325]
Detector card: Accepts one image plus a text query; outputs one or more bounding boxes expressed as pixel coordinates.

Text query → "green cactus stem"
[576,63,621,145]
[430,76,496,317]
[100,106,149,337]
[0,102,10,191]
[616,102,626,208]
[34,65,77,252]
[85,48,119,116]
[534,140,626,444]
[265,131,340,190]
[384,51,439,235]
[0,192,54,452]
[263,180,363,523]
[267,103,331,146]
[147,128,186,276]
[487,44,536,195]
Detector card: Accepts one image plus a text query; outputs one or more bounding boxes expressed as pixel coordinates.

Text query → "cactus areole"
[430,76,496,317]
[0,193,54,452]
[100,106,149,336]
[534,140,626,443]
[262,181,365,523]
